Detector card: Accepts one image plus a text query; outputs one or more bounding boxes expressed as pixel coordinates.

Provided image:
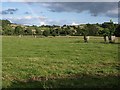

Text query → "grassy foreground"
[2,36,120,89]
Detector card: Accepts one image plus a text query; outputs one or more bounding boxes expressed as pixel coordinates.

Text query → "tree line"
[0,19,120,43]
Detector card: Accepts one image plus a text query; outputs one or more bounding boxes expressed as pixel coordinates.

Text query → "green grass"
[2,36,120,89]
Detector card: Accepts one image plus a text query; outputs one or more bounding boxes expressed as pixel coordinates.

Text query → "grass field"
[2,36,120,89]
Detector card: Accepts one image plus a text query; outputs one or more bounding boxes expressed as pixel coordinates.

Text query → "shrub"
[43,30,50,37]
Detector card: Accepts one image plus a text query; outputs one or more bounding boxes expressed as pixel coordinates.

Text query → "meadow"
[2,36,120,89]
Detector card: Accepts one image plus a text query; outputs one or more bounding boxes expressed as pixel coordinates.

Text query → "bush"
[52,31,57,37]
[25,27,32,35]
[4,26,14,35]
[36,28,42,35]
[14,26,24,35]
[43,30,50,37]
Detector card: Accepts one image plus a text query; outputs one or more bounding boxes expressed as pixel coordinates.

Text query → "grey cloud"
[1,8,18,15]
[46,19,68,25]
[9,18,41,25]
[24,12,31,14]
[106,9,118,18]
[43,2,118,18]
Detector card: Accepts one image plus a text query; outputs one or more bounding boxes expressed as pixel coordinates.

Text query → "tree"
[4,26,14,35]
[51,30,57,37]
[81,24,89,43]
[0,26,2,35]
[115,24,120,37]
[59,27,67,36]
[26,27,32,35]
[35,28,42,36]
[14,26,24,35]
[108,20,116,43]
[54,27,61,36]
[102,20,115,43]
[0,30,2,35]
[76,26,82,36]
[2,20,12,35]
[87,24,99,36]
[100,28,109,43]
[2,20,11,29]
[43,30,50,37]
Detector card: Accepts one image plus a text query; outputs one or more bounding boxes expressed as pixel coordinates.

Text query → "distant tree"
[51,27,61,37]
[81,25,89,43]
[69,29,75,36]
[76,26,82,36]
[35,27,42,36]
[87,24,99,36]
[4,26,14,35]
[0,30,2,35]
[14,26,24,35]
[2,20,11,28]
[115,24,120,37]
[63,24,67,27]
[26,27,32,35]
[43,30,50,37]
[2,20,12,34]
[56,28,61,36]
[102,28,109,43]
[102,20,116,43]
[51,30,57,37]
[59,27,67,36]
[0,26,2,35]
[108,20,116,43]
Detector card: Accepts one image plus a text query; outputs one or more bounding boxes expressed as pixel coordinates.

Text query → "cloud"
[106,8,118,18]
[39,16,47,20]
[1,8,18,15]
[2,15,48,26]
[24,11,31,14]
[42,2,118,18]
[71,22,78,25]
[24,16,32,19]
[2,15,68,26]
[40,22,46,25]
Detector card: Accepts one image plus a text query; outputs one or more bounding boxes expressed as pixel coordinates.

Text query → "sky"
[0,2,118,26]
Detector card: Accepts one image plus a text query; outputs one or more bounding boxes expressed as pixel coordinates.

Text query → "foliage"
[115,24,120,37]
[43,30,50,37]
[14,26,24,35]
[81,24,89,36]
[102,20,115,36]
[102,20,116,43]
[2,19,11,28]
[51,30,57,37]
[4,25,14,35]
[1,19,119,37]
[88,24,99,36]
[99,28,109,36]
[35,27,42,35]
[25,27,33,35]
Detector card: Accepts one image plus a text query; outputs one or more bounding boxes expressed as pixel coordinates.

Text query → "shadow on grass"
[99,42,120,45]
[70,40,120,44]
[2,74,120,89]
